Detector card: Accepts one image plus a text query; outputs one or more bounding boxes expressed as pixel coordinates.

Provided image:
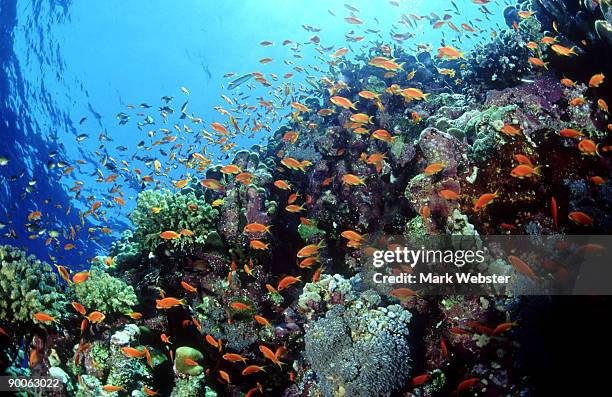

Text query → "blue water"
[0,0,507,268]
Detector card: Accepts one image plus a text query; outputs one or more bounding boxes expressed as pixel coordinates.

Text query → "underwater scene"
[1,0,612,395]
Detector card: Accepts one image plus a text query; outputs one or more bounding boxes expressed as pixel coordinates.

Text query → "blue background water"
[0,0,505,269]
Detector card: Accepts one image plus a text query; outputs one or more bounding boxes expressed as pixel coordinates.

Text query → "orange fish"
[513,154,533,167]
[159,230,181,240]
[220,164,242,174]
[242,365,267,375]
[559,128,583,138]
[102,385,126,392]
[500,124,522,137]
[578,139,599,156]
[590,176,606,185]
[510,164,540,178]
[200,178,225,191]
[570,96,586,106]
[597,99,609,113]
[71,301,87,316]
[87,311,106,323]
[143,386,159,396]
[253,315,272,327]
[551,44,576,56]
[421,205,430,221]
[438,189,460,200]
[528,57,548,69]
[230,301,253,311]
[330,96,357,110]
[72,271,89,284]
[312,266,323,283]
[223,353,248,364]
[160,333,171,344]
[27,210,43,220]
[259,345,285,368]
[285,204,305,213]
[273,180,291,190]
[492,321,517,336]
[551,197,558,228]
[183,358,199,366]
[473,192,498,211]
[453,378,480,394]
[507,255,538,281]
[296,241,324,258]
[389,288,418,299]
[436,46,465,60]
[244,223,272,234]
[424,162,446,176]
[412,374,431,386]
[342,174,366,186]
[121,346,145,358]
[55,264,72,284]
[33,312,57,323]
[205,335,222,351]
[560,77,576,87]
[156,297,186,309]
[568,211,593,226]
[277,275,302,291]
[218,370,231,384]
[250,240,270,250]
[589,73,605,87]
[371,129,396,142]
[126,312,142,319]
[180,280,197,293]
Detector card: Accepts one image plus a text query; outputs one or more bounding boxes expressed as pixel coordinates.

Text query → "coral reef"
[130,189,219,252]
[0,245,67,323]
[300,275,412,397]
[74,266,137,315]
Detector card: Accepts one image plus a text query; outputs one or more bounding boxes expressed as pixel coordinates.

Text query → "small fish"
[160,230,181,240]
[87,311,106,323]
[453,378,480,394]
[423,162,446,176]
[568,211,593,226]
[180,280,197,293]
[121,346,145,358]
[342,174,366,186]
[223,353,248,364]
[277,275,302,290]
[218,370,231,384]
[330,96,357,110]
[156,297,186,309]
[588,73,605,87]
[507,255,538,281]
[33,312,57,323]
[473,192,498,212]
[102,385,126,392]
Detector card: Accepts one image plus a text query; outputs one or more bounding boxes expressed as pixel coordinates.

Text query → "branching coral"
[73,266,137,315]
[0,245,67,323]
[130,189,219,252]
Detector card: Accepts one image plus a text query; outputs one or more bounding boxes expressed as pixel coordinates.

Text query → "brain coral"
[302,274,412,397]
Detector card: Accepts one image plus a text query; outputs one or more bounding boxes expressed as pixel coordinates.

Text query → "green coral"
[170,373,216,397]
[130,189,219,251]
[175,346,204,376]
[0,245,68,323]
[466,105,516,163]
[297,222,324,241]
[74,267,137,315]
